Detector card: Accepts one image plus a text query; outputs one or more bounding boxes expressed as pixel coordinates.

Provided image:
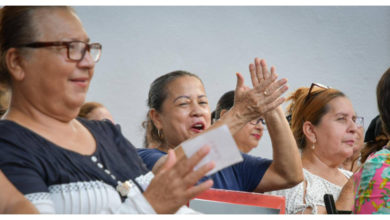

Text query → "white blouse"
[266,168,352,214]
[25,172,196,214]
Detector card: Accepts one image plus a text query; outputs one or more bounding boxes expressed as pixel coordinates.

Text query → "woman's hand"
[233,58,288,122]
[143,146,215,214]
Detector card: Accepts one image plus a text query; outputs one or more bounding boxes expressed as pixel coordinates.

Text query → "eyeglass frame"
[16,41,102,63]
[303,82,330,104]
[304,83,364,128]
[249,118,266,126]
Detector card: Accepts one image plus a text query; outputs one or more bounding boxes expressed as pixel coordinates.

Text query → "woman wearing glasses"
[266,83,361,214]
[0,6,219,214]
[0,6,293,213]
[138,59,303,193]
[211,90,265,153]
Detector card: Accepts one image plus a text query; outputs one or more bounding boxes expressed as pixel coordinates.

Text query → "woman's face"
[155,76,211,148]
[312,97,358,165]
[233,118,265,153]
[17,8,95,119]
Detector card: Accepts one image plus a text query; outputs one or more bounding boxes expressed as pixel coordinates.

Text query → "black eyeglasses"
[249,118,266,126]
[304,82,330,104]
[17,41,102,63]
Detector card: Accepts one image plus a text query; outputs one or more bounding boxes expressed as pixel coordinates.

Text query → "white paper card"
[181,124,243,176]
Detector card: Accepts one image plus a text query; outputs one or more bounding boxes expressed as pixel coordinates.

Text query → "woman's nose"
[78,50,95,69]
[348,119,358,133]
[255,122,265,130]
[191,104,206,117]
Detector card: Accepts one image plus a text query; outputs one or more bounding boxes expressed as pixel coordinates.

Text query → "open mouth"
[190,122,205,133]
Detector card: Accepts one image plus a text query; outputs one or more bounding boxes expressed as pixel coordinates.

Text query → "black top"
[0,118,149,195]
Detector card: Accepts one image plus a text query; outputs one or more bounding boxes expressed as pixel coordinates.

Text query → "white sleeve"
[114,171,199,214]
[25,192,55,214]
[25,172,198,214]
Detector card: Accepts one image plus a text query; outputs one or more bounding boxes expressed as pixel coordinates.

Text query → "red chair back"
[189,188,286,214]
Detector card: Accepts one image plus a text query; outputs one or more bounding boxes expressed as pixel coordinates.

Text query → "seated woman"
[353,68,390,214]
[266,83,361,214]
[0,171,38,214]
[138,58,303,193]
[0,6,218,214]
[0,6,290,214]
[211,90,265,153]
[78,101,114,123]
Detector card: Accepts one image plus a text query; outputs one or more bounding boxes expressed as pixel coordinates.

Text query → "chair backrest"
[189,188,286,214]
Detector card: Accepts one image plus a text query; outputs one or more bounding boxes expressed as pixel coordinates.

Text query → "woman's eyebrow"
[173,95,190,102]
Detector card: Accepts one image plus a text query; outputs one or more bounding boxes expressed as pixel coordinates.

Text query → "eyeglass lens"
[355,116,364,127]
[68,42,101,62]
[250,118,266,125]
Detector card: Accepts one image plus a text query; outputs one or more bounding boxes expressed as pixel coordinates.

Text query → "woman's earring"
[312,139,316,150]
[158,129,163,139]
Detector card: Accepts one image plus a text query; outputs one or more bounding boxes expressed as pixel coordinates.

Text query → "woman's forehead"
[31,8,88,41]
[165,76,205,97]
[326,97,355,115]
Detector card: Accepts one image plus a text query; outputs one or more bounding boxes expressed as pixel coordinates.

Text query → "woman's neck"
[301,148,340,173]
[301,148,349,186]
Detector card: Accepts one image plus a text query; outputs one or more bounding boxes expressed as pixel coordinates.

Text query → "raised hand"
[143,146,215,214]
[233,58,288,122]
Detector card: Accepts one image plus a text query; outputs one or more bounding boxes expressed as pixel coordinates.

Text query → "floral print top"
[353,146,390,214]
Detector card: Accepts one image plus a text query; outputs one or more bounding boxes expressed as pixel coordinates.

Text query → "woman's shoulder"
[0,120,45,151]
[137,148,166,161]
[78,117,118,135]
[338,168,353,178]
[0,120,28,139]
[136,148,166,171]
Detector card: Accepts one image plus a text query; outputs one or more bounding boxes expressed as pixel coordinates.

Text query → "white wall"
[75,6,390,159]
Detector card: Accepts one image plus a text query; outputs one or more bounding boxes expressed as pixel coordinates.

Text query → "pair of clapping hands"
[143,57,288,214]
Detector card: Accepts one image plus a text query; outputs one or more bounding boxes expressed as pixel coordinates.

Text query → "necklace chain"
[90,155,133,196]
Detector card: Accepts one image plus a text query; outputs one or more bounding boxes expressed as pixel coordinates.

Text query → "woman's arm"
[254,106,303,192]
[0,171,39,214]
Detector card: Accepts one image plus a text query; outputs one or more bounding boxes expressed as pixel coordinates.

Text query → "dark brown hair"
[211,90,234,123]
[377,68,390,137]
[286,86,345,150]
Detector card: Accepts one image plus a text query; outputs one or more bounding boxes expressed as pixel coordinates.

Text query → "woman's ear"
[149,108,163,130]
[219,109,228,118]
[5,48,26,81]
[302,121,317,144]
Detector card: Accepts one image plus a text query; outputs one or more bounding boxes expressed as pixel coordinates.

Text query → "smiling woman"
[138,59,304,194]
[0,6,299,214]
[0,6,218,214]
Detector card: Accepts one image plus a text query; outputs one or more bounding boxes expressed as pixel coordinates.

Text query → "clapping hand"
[143,146,215,214]
[233,58,288,122]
